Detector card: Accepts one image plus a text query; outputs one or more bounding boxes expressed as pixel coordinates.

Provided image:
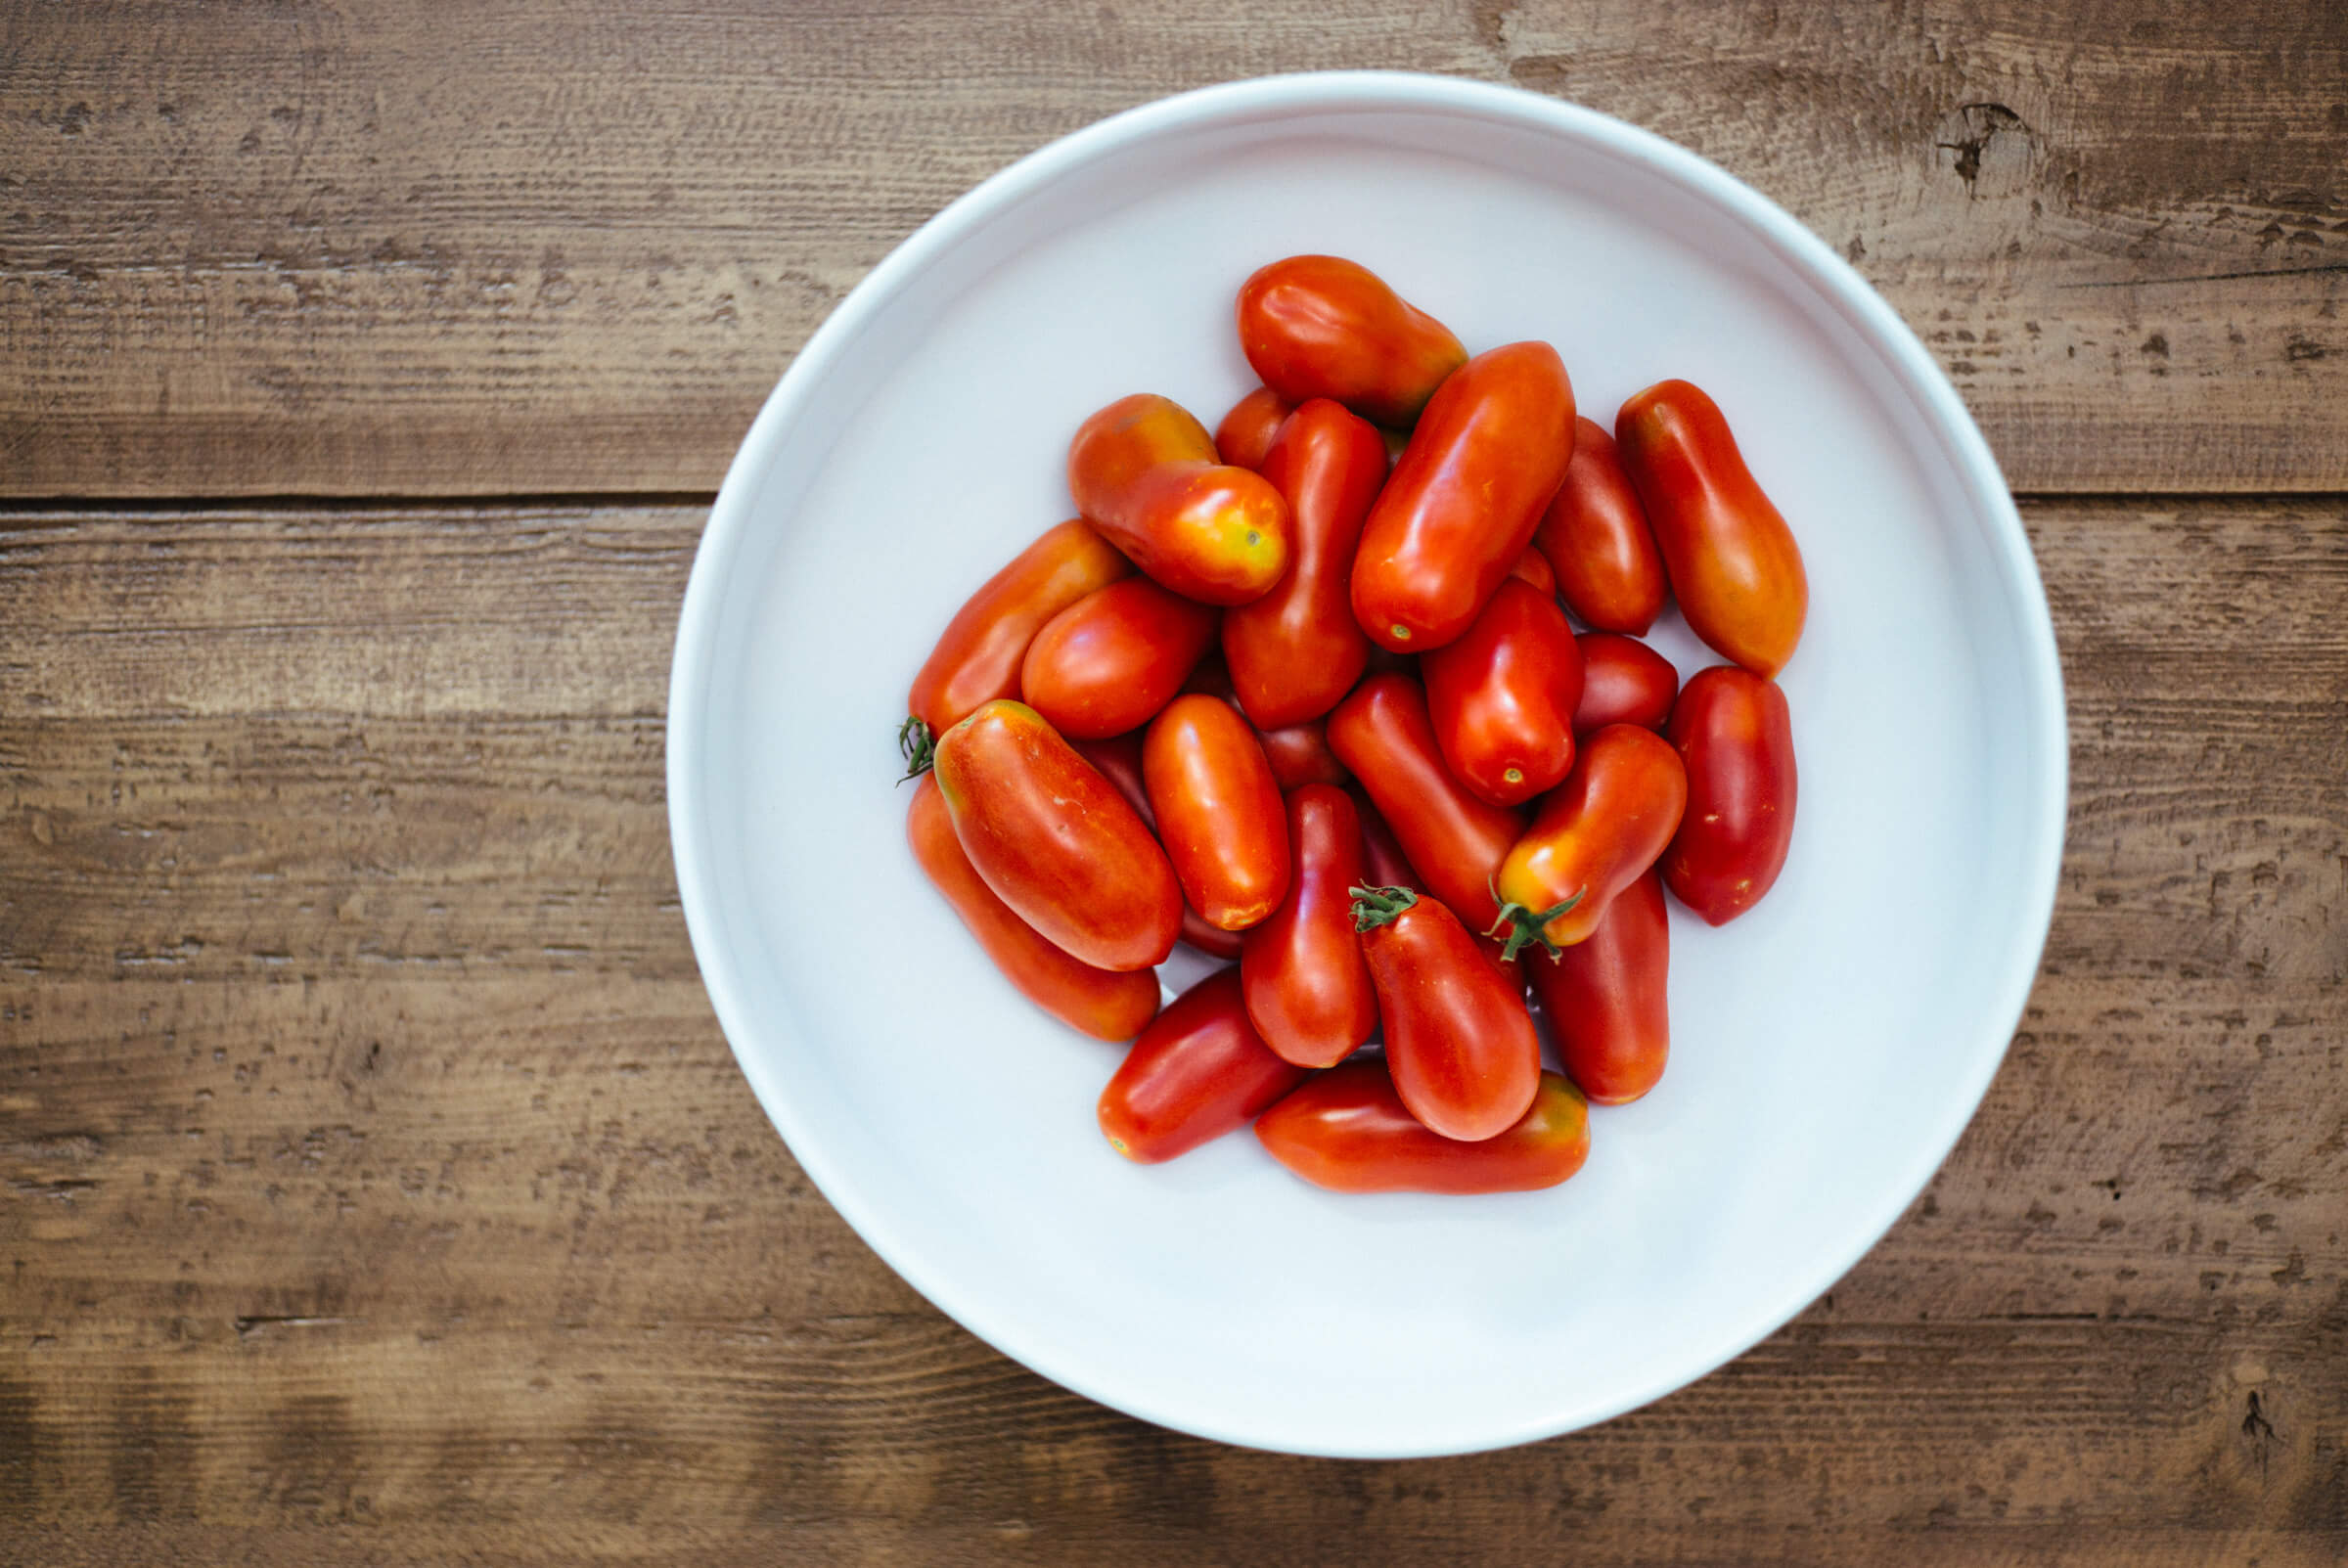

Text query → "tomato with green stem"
[1144,694,1290,931]
[1523,868,1669,1104]
[1099,968,1308,1163]
[1491,724,1687,958]
[1353,884,1541,1142]
[1068,393,1290,605]
[1241,784,1377,1067]
[1019,577,1219,740]
[1256,1060,1591,1194]
[1662,665,1797,925]
[1422,578,1586,808]
[1236,255,1467,428]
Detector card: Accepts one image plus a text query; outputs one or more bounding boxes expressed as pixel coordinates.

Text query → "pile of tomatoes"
[900,255,1802,1196]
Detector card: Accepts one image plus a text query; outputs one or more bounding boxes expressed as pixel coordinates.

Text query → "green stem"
[897,716,936,783]
[1349,883,1418,932]
[1484,891,1582,963]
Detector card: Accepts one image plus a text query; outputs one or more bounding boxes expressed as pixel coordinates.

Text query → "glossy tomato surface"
[1326,673,1523,928]
[1572,632,1680,734]
[1020,577,1219,740]
[908,518,1132,736]
[1354,885,1541,1142]
[1098,968,1308,1163]
[1662,666,1798,924]
[1523,868,1668,1103]
[1422,578,1586,808]
[1535,417,1667,636]
[1256,1060,1591,1194]
[1070,731,1249,958]
[1235,254,1467,428]
[1241,784,1378,1068]
[1213,385,1294,471]
[1068,392,1291,605]
[1144,694,1290,931]
[1493,723,1687,955]
[1255,718,1350,791]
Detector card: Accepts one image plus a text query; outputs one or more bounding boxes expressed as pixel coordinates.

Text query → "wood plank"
[0,3,2340,498]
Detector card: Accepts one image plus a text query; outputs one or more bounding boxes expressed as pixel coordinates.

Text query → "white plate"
[666,72,2066,1457]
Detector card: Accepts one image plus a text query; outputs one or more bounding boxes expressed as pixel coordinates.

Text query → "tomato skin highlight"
[906,519,1133,736]
[1615,380,1808,677]
[1573,632,1680,734]
[1068,393,1292,605]
[1019,577,1219,740]
[1354,885,1541,1142]
[1351,341,1577,653]
[1222,398,1384,729]
[1144,694,1291,931]
[1535,417,1668,636]
[1422,578,1587,808]
[1213,385,1294,471]
[1662,666,1798,925]
[1099,968,1309,1163]
[908,776,1162,1041]
[1241,785,1378,1068]
[1524,869,1669,1104]
[1236,255,1468,429]
[1493,724,1689,956]
[1256,1060,1591,1194]
[932,700,1182,972]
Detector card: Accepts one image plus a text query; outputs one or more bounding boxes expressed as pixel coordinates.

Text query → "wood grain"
[4,497,2342,1563]
[2,2,2343,499]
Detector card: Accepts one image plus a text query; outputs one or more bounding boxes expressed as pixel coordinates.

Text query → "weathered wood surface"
[3,498,2342,1563]
[2,1,2344,499]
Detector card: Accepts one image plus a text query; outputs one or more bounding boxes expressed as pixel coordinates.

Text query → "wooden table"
[3,5,2342,1563]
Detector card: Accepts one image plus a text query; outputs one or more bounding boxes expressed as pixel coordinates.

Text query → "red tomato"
[1241,784,1378,1068]
[1535,416,1668,636]
[1508,545,1557,595]
[1352,341,1577,653]
[1254,718,1350,791]
[1213,385,1294,471]
[1523,869,1668,1104]
[1069,732,1248,958]
[1235,255,1467,428]
[1615,381,1808,677]
[906,519,1133,739]
[1099,968,1309,1163]
[1422,578,1587,808]
[1352,885,1541,1141]
[1068,393,1291,605]
[933,700,1181,971]
[1325,673,1523,928]
[908,776,1161,1042]
[1573,632,1680,733]
[1351,789,1425,892]
[1492,724,1688,957]
[1256,1060,1591,1194]
[1019,577,1219,740]
[1222,398,1384,729]
[1144,694,1289,931]
[1662,666,1797,924]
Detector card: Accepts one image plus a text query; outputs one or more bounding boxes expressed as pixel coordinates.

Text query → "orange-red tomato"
[1068,393,1291,605]
[1352,341,1577,653]
[1213,385,1294,471]
[1019,577,1218,740]
[1535,417,1667,636]
[1222,398,1384,729]
[1256,1060,1591,1194]
[908,776,1161,1042]
[1144,694,1289,931]
[1615,381,1807,677]
[907,519,1133,736]
[1422,578,1586,808]
[1241,784,1377,1068]
[1493,724,1687,956]
[1662,666,1797,924]
[1098,968,1309,1163]
[933,700,1181,971]
[1254,718,1350,791]
[1573,632,1680,733]
[1352,885,1541,1142]
[1070,731,1247,959]
[1235,255,1467,428]
[1508,545,1557,595]
[1523,869,1669,1104]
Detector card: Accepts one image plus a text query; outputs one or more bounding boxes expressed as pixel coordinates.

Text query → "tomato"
[1351,790,1425,892]
[1256,1060,1591,1194]
[1325,673,1523,928]
[1573,632,1679,734]
[1352,885,1541,1141]
[1508,545,1556,595]
[1070,732,1248,958]
[1222,399,1384,729]
[1143,694,1289,931]
[1352,341,1577,653]
[1181,654,1238,702]
[1523,870,1668,1104]
[1240,784,1377,1068]
[1213,385,1293,471]
[1535,416,1668,636]
[1615,381,1807,677]
[1099,968,1309,1163]
[1491,724,1687,958]
[1019,577,1219,740]
[908,776,1162,1041]
[1662,666,1797,924]
[1422,578,1586,808]
[1254,718,1349,791]
[1235,255,1468,428]
[933,700,1181,970]
[905,519,1133,739]
[1067,393,1291,605]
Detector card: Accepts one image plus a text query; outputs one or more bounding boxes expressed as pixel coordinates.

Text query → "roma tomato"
[1068,393,1290,605]
[1662,666,1797,924]
[1492,724,1687,957]
[1325,673,1523,928]
[1352,341,1577,653]
[1222,398,1384,729]
[1422,578,1587,808]
[1099,968,1308,1163]
[908,776,1161,1042]
[906,519,1132,738]
[1615,380,1808,677]
[1019,577,1218,740]
[1069,732,1247,958]
[1523,869,1668,1104]
[1352,885,1541,1142]
[1213,385,1293,471]
[1235,255,1467,428]
[1144,694,1289,931]
[1508,545,1557,595]
[1351,790,1425,892]
[1535,417,1668,636]
[1256,1060,1591,1194]
[933,700,1181,971]
[1573,632,1679,734]
[1241,784,1377,1067]
[1254,718,1349,791]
